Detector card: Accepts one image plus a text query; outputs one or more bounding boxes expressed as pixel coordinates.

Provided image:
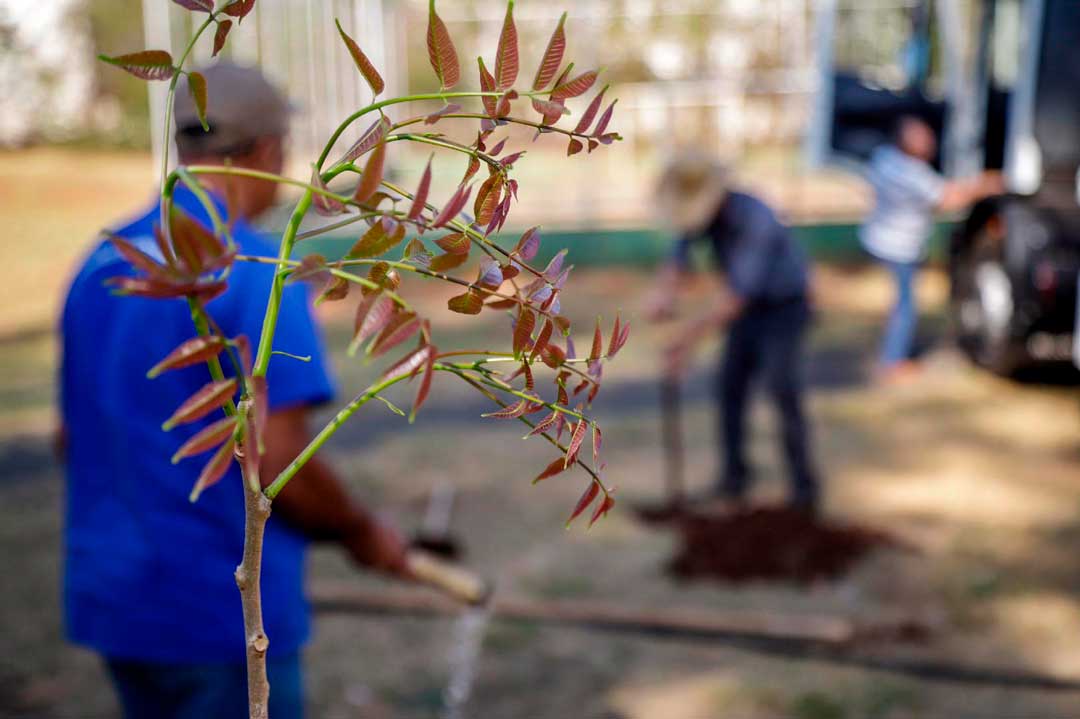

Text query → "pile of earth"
[641,504,896,584]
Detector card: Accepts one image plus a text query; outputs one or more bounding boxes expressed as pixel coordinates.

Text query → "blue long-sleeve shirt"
[673,191,809,307]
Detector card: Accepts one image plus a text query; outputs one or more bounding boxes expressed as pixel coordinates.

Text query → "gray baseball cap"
[175,61,291,155]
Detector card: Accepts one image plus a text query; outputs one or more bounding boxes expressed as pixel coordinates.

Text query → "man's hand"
[643,263,684,323]
[343,516,410,576]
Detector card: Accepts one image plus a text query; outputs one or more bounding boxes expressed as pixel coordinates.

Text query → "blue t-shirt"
[60,187,335,663]
[673,191,809,306]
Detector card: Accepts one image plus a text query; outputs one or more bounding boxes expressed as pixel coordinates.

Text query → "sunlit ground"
[4,149,1080,717]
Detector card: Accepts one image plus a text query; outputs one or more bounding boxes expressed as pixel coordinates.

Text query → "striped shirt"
[859,145,945,263]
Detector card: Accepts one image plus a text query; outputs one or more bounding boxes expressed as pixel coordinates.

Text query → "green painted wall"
[296,221,956,267]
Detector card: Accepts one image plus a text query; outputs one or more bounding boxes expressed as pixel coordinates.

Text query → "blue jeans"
[106,655,303,719]
[718,299,819,509]
[881,260,919,366]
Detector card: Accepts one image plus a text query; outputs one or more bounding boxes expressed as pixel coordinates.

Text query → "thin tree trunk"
[235,400,272,719]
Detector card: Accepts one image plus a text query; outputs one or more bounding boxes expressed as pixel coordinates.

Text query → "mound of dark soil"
[663,506,894,585]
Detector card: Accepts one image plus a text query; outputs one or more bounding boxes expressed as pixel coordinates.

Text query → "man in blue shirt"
[647,156,820,512]
[59,63,408,718]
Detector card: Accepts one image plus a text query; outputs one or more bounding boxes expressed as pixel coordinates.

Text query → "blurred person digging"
[645,155,821,516]
[59,63,410,719]
[860,116,1003,383]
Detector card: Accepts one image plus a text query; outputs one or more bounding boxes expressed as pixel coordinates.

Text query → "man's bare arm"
[260,406,408,575]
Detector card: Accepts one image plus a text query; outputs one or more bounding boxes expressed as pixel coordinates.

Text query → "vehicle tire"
[949,218,1028,374]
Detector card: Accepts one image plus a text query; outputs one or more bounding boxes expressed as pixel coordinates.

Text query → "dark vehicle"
[809,0,1080,376]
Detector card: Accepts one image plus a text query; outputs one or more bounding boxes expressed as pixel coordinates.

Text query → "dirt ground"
[4,149,1080,718]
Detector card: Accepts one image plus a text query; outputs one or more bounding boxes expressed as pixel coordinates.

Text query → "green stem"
[252,190,313,378]
[159,13,218,231]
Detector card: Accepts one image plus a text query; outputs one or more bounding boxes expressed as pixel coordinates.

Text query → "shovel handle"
[406,550,490,606]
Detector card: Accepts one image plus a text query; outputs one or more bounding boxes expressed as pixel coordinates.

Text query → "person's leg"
[105,655,303,719]
[760,302,820,511]
[105,658,244,719]
[716,314,760,499]
[880,260,918,367]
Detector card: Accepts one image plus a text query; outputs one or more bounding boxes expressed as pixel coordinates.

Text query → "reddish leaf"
[530,319,553,361]
[473,174,503,227]
[477,57,497,117]
[476,259,503,288]
[403,238,432,268]
[493,0,519,90]
[354,141,386,205]
[483,399,529,419]
[425,103,462,124]
[590,318,603,360]
[408,157,433,221]
[347,220,405,259]
[189,437,236,501]
[463,156,481,183]
[592,424,603,467]
[147,335,226,378]
[317,276,350,304]
[593,99,618,136]
[99,50,174,81]
[364,261,400,293]
[350,294,395,354]
[336,19,384,96]
[447,290,483,315]
[108,276,225,301]
[589,494,616,526]
[608,314,630,357]
[433,184,472,228]
[426,0,460,89]
[543,249,568,280]
[382,344,434,382]
[412,344,437,421]
[171,416,237,464]
[287,253,329,284]
[532,98,569,120]
[429,252,469,272]
[500,151,525,168]
[566,481,600,527]
[222,0,255,20]
[573,85,608,134]
[187,71,209,131]
[533,455,569,483]
[513,226,540,261]
[540,342,566,369]
[109,235,172,280]
[564,417,588,467]
[567,138,583,156]
[552,70,597,100]
[587,138,599,153]
[488,137,508,157]
[532,11,567,91]
[525,411,558,437]
[172,0,213,10]
[212,20,232,57]
[513,308,535,356]
[486,298,519,310]
[495,89,517,118]
[369,312,421,357]
[311,169,344,216]
[340,116,389,164]
[435,232,470,255]
[162,378,237,431]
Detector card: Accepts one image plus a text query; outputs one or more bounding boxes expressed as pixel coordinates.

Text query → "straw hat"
[655,153,731,235]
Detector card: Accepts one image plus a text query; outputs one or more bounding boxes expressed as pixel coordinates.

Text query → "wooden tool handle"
[406,550,490,605]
